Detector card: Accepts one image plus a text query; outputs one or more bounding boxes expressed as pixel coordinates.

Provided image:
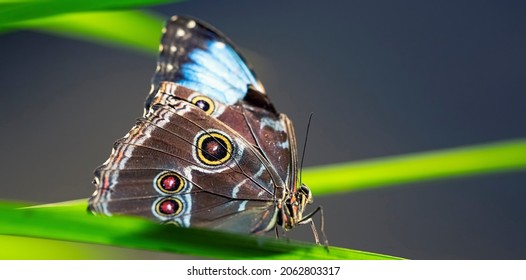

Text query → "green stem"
[0,201,401,260]
[304,138,526,195]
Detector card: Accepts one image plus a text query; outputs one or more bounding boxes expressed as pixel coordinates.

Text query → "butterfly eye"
[191,96,215,115]
[196,132,233,166]
[299,184,313,204]
[156,172,185,194]
[155,198,183,216]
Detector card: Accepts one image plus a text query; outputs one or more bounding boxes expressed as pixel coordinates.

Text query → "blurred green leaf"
[0,0,179,27]
[7,10,164,54]
[0,235,124,259]
[304,138,526,195]
[0,201,402,260]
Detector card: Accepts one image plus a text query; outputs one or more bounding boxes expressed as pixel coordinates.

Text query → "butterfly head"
[279,184,313,230]
[298,184,313,207]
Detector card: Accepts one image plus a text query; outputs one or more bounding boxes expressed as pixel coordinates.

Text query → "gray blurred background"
[1,0,525,259]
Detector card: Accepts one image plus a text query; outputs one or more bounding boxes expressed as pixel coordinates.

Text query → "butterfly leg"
[299,206,329,249]
[274,226,292,243]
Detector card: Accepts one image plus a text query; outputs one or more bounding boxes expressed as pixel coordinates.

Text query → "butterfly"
[88,15,323,243]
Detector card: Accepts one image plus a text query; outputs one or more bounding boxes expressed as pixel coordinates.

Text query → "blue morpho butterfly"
[88,15,324,243]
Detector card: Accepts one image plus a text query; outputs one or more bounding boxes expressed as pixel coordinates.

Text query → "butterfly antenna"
[299,113,314,184]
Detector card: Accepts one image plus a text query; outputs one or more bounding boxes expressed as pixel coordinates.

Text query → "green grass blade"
[304,138,526,195]
[0,0,179,27]
[9,10,164,54]
[0,201,402,260]
[0,235,126,259]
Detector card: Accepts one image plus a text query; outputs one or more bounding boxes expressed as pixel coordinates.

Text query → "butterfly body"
[89,16,316,237]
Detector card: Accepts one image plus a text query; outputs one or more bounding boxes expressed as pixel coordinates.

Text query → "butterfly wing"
[148,16,294,187]
[153,82,294,186]
[89,16,300,235]
[147,15,265,110]
[89,99,282,234]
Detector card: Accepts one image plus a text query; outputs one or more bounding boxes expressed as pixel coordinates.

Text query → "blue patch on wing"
[147,16,264,109]
[179,41,257,104]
